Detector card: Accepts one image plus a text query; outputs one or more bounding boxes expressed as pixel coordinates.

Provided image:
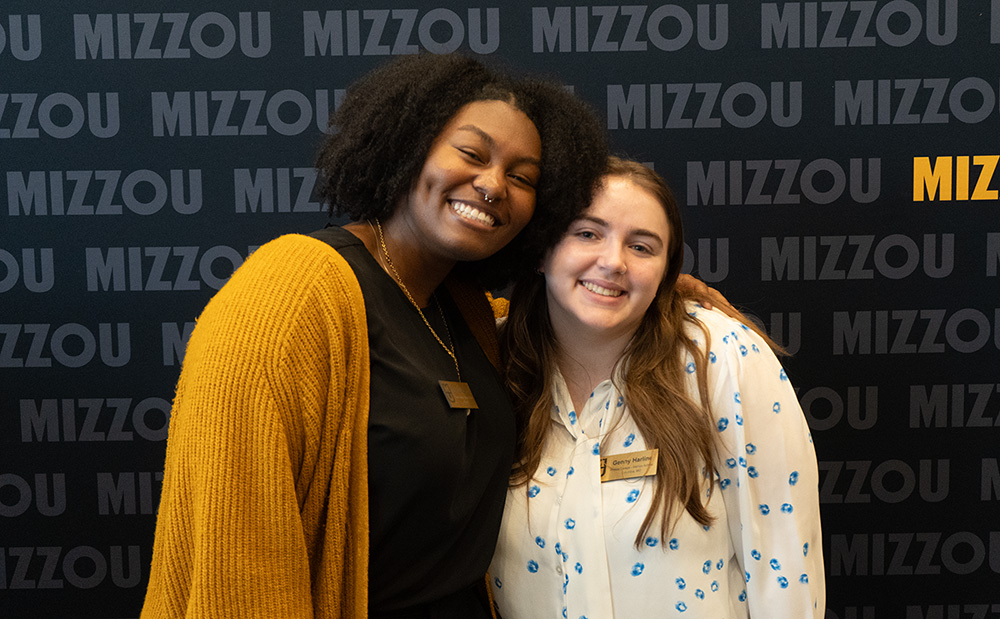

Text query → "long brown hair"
[502,157,774,546]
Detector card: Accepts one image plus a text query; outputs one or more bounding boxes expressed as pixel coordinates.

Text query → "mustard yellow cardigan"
[141,233,503,619]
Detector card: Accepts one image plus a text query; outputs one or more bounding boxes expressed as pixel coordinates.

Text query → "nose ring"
[482,191,497,203]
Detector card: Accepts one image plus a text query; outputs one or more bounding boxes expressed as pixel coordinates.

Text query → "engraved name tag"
[600,448,658,482]
[439,380,479,409]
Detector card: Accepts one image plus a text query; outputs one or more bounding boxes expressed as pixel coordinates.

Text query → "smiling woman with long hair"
[490,157,824,618]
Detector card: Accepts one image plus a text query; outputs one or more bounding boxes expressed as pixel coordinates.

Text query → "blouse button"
[556,565,563,575]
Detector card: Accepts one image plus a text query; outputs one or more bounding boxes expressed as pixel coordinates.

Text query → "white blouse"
[490,305,824,618]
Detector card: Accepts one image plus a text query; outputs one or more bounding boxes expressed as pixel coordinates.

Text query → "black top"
[309,227,515,617]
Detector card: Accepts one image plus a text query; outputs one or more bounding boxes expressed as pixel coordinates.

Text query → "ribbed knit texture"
[142,234,371,619]
[141,233,506,618]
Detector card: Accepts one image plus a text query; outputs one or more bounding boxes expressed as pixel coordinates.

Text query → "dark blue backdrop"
[2,2,998,617]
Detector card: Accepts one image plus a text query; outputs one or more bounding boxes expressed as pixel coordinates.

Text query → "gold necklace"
[371,218,460,380]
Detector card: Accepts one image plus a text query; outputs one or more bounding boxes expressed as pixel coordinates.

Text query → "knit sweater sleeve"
[141,234,370,619]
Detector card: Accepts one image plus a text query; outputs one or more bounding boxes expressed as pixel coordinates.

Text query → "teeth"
[582,281,623,297]
[453,202,496,226]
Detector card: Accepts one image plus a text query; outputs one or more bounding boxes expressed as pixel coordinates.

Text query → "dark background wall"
[2,2,997,617]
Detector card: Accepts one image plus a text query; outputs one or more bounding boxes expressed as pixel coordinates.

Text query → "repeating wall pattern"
[2,2,998,617]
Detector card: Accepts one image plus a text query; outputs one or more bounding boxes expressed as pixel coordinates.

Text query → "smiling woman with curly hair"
[317,53,608,288]
[141,53,608,619]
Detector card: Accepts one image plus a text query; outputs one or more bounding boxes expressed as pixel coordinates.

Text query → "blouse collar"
[549,366,628,442]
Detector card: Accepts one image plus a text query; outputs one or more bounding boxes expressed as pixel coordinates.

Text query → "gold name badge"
[600,448,658,483]
[439,380,479,409]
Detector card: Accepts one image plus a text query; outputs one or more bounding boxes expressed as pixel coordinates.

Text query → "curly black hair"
[316,53,608,288]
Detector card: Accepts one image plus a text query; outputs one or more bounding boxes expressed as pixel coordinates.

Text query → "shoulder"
[682,300,776,369]
[192,234,366,356]
[246,232,356,274]
[683,300,755,346]
[221,233,361,304]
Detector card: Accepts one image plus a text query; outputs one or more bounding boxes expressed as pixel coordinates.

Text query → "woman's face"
[541,176,671,343]
[392,99,542,264]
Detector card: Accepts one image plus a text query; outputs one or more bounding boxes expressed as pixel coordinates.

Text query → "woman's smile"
[450,199,498,227]
[580,280,625,298]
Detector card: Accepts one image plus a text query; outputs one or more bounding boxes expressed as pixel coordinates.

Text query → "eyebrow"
[577,215,665,244]
[456,124,542,166]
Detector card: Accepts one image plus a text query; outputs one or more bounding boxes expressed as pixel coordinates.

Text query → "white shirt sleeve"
[700,307,826,618]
